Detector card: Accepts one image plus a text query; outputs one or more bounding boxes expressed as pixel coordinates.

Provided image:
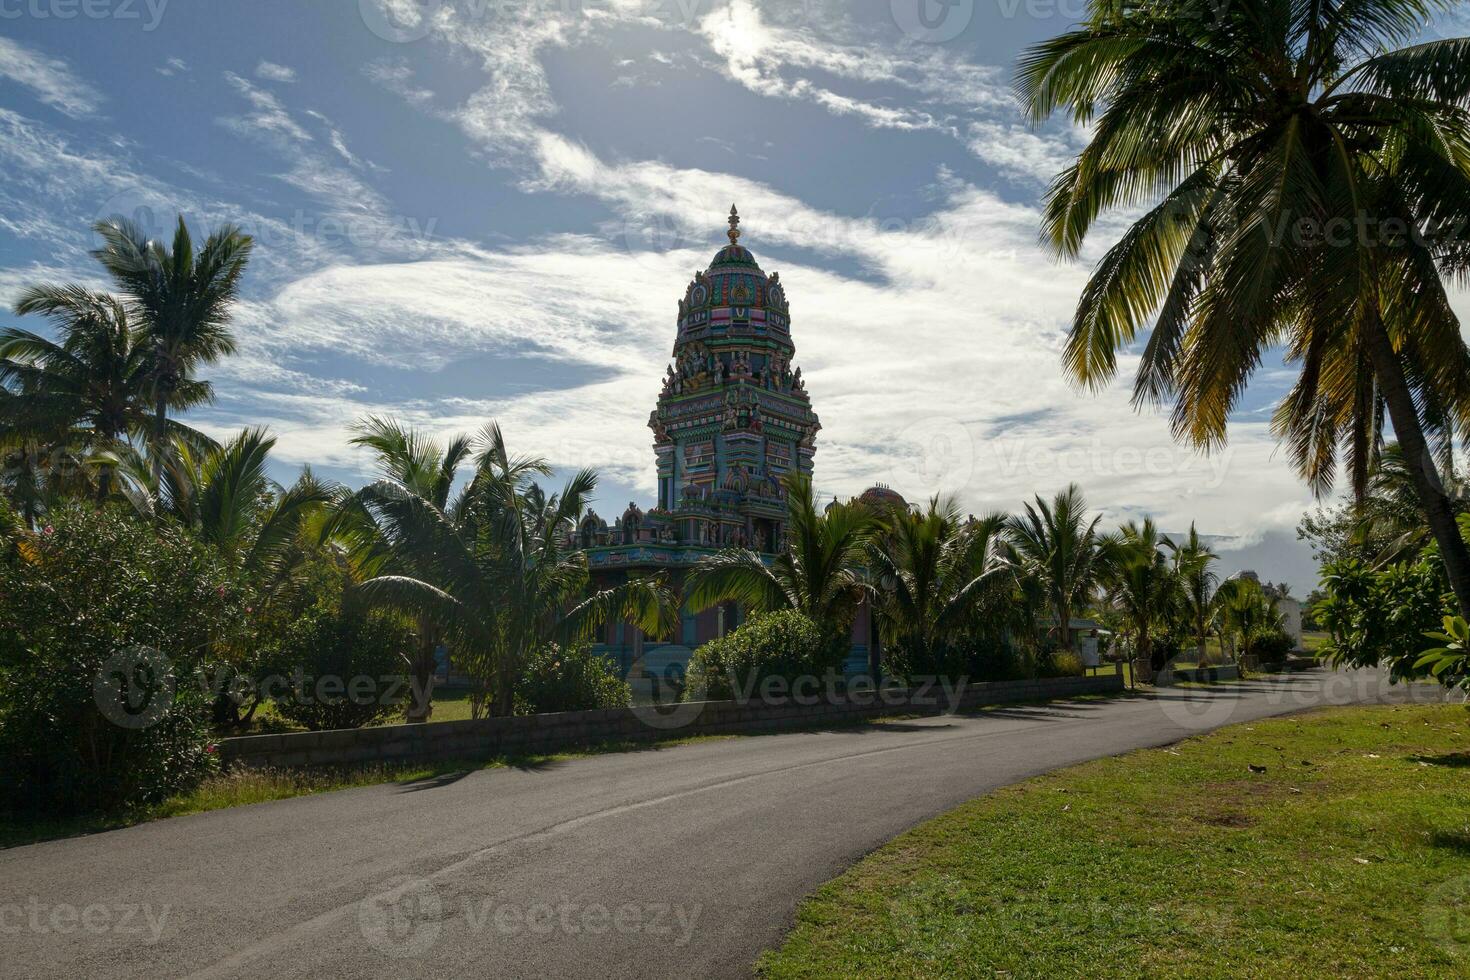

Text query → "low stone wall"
[218,672,1123,770]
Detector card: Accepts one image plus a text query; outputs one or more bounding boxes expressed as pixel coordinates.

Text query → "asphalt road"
[0,668,1439,979]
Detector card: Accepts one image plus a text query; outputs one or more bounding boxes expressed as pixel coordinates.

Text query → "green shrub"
[1039,650,1085,678]
[514,643,630,715]
[1316,557,1454,682]
[263,579,411,731]
[1248,627,1295,663]
[0,507,244,815]
[683,610,846,701]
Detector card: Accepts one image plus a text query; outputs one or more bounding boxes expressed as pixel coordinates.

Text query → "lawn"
[759,702,1470,979]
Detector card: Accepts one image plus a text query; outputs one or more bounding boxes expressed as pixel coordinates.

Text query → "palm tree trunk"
[405,630,437,724]
[1365,317,1470,619]
[151,389,168,484]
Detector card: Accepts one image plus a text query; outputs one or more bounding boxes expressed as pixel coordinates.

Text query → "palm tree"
[683,473,878,651]
[1005,483,1104,652]
[4,285,213,501]
[1352,442,1469,565]
[1215,577,1286,666]
[1017,0,1470,617]
[113,427,332,586]
[1100,518,1184,683]
[91,216,253,478]
[1166,522,1219,664]
[866,499,1011,673]
[350,422,675,717]
[328,416,474,721]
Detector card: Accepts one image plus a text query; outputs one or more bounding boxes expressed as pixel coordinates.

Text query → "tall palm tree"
[350,422,675,717]
[91,216,253,478]
[1017,0,1470,617]
[1005,483,1104,652]
[866,499,1011,673]
[1166,522,1219,663]
[1099,518,1184,682]
[684,473,878,650]
[327,416,474,721]
[4,285,213,501]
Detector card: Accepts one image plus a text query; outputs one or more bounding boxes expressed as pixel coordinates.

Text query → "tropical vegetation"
[1017,0,1470,620]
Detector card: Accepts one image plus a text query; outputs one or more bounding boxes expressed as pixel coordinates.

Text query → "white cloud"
[255,60,297,83]
[0,37,103,118]
[157,57,189,78]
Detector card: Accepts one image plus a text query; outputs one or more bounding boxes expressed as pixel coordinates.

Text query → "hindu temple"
[585,207,876,675]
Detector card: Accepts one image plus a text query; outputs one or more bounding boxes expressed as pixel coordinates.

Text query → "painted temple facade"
[585,207,875,675]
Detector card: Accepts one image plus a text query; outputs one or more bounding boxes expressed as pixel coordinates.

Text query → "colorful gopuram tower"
[580,206,821,563]
[584,207,835,666]
[649,205,821,551]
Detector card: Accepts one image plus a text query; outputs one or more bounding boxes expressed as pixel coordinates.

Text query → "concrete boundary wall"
[218,673,1124,770]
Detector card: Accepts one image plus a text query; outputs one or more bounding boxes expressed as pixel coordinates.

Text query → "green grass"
[759,702,1470,979]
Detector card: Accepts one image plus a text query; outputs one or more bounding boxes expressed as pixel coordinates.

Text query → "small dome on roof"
[856,485,908,512]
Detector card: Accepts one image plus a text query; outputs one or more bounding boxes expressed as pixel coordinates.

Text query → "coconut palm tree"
[327,416,474,721]
[1099,518,1184,683]
[683,473,878,650]
[1166,522,1219,664]
[350,422,675,717]
[1004,483,1104,652]
[3,285,206,501]
[91,216,252,478]
[1017,0,1470,617]
[866,499,1011,674]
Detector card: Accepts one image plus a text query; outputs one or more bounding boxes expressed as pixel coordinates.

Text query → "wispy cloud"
[255,60,297,83]
[0,37,103,119]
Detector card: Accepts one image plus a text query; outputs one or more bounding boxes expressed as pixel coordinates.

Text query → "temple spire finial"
[727,204,741,244]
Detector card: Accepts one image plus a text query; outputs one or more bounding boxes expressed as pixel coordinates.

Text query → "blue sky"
[4,0,1467,589]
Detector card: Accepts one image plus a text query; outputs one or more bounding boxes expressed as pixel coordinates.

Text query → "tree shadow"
[1431,829,1470,856]
[1411,753,1470,769]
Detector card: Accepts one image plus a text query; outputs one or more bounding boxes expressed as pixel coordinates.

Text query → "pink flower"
[41,525,53,536]
[205,744,218,755]
[216,585,226,598]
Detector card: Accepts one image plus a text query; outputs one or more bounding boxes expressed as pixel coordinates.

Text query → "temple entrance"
[754,517,780,553]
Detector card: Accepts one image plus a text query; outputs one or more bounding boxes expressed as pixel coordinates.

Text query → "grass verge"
[759,702,1470,979]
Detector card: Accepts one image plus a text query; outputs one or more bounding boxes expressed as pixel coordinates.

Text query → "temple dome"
[676,205,790,347]
[856,485,908,513]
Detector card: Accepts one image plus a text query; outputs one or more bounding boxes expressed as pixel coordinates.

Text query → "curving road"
[0,669,1438,979]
